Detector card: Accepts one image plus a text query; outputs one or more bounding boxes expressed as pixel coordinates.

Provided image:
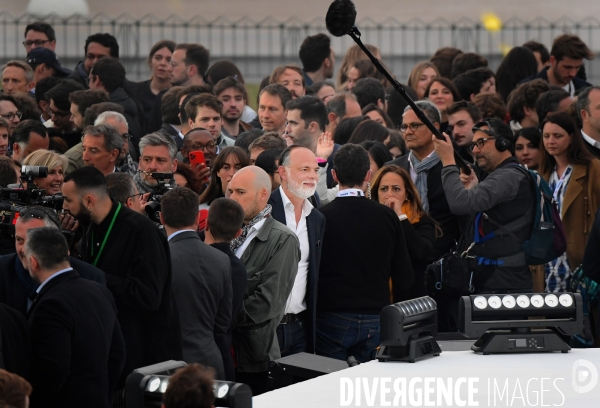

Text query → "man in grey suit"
[160,187,232,380]
[226,166,300,396]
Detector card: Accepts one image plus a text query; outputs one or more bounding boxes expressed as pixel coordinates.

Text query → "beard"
[73,201,93,225]
[286,170,316,200]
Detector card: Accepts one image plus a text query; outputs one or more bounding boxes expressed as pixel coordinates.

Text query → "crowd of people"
[1,20,600,407]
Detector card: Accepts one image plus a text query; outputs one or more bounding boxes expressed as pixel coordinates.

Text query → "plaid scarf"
[230,204,272,253]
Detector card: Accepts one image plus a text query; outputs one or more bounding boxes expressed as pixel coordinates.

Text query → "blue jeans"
[315,312,380,363]
[276,319,307,357]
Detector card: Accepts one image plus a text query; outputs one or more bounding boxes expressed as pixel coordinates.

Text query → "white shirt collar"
[36,267,74,293]
[336,188,365,197]
[279,186,313,217]
[581,129,600,149]
[168,229,196,241]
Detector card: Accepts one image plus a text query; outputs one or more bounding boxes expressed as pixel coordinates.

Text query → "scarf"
[133,171,155,195]
[401,201,421,224]
[117,153,138,178]
[230,204,272,252]
[408,151,440,211]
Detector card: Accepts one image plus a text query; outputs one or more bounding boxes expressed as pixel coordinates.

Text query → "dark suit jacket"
[0,254,106,316]
[269,188,326,353]
[159,123,183,149]
[0,303,29,379]
[389,155,460,258]
[210,241,247,381]
[519,66,592,91]
[169,231,232,380]
[28,270,125,408]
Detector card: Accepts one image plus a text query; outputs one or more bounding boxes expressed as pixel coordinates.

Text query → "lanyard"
[91,203,121,267]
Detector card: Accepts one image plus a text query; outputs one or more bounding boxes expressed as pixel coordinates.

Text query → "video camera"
[0,166,65,235]
[144,172,174,224]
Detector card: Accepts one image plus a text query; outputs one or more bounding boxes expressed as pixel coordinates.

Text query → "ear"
[27,81,35,92]
[469,94,476,102]
[204,218,210,232]
[580,108,589,122]
[524,106,535,117]
[549,55,557,65]
[188,64,198,78]
[159,212,165,225]
[364,169,372,183]
[327,112,338,127]
[377,99,385,110]
[234,228,243,239]
[84,193,95,208]
[331,168,339,183]
[172,159,178,173]
[126,197,134,209]
[308,121,319,133]
[110,149,120,163]
[30,255,40,272]
[277,165,287,181]
[188,117,195,129]
[12,142,20,156]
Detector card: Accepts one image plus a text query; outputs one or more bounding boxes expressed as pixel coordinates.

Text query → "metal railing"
[1,12,600,83]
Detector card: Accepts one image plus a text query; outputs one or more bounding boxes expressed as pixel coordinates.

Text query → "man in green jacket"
[227,166,300,396]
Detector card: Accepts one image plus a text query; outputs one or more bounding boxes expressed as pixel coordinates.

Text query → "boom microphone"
[326,0,357,37]
[325,0,471,174]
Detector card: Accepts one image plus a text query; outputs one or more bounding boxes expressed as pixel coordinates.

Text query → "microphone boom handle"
[348,30,471,174]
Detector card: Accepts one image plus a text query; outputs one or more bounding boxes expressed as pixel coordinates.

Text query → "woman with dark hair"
[333,115,370,145]
[360,141,393,183]
[514,127,542,170]
[386,130,406,158]
[539,112,600,292]
[174,162,203,194]
[346,60,377,91]
[424,77,460,133]
[199,146,250,208]
[495,46,538,102]
[132,40,176,124]
[361,103,395,128]
[370,165,438,299]
[348,120,389,144]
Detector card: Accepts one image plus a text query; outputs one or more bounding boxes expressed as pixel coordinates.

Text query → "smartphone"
[189,150,206,168]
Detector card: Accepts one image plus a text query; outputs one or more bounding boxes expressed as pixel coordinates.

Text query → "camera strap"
[91,202,122,267]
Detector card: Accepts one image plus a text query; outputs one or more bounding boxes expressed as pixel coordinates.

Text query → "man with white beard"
[268,145,325,356]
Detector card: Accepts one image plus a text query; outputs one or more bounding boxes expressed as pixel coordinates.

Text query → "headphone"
[473,121,512,152]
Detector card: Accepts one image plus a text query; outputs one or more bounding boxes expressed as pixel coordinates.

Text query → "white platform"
[254,349,600,407]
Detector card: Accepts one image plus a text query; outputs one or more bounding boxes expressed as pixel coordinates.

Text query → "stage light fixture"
[459,293,583,355]
[376,296,442,363]
[125,360,252,408]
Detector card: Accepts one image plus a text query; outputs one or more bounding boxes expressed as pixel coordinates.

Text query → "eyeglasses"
[23,39,50,48]
[122,133,133,142]
[47,107,71,119]
[399,122,426,133]
[0,111,22,121]
[185,142,216,152]
[128,193,144,200]
[469,137,496,152]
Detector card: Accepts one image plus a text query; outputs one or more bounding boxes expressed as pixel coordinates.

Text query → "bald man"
[226,166,300,396]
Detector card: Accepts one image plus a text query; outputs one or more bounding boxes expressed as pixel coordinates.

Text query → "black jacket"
[81,201,183,385]
[269,188,326,353]
[519,66,592,92]
[159,123,183,150]
[28,270,126,408]
[109,87,144,156]
[389,155,461,258]
[318,196,414,314]
[0,253,106,316]
[210,241,247,382]
[0,303,29,379]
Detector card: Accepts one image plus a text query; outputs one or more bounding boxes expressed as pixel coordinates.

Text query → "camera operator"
[133,132,178,194]
[0,206,105,316]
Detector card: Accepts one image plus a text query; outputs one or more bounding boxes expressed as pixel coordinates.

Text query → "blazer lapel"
[562,164,585,218]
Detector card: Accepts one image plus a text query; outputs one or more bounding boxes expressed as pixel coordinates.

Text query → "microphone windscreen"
[325,0,357,37]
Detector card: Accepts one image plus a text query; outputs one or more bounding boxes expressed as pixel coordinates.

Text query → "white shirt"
[167,229,195,241]
[408,150,435,183]
[562,81,575,97]
[177,129,185,140]
[235,218,267,258]
[581,129,600,149]
[279,186,313,314]
[36,267,74,294]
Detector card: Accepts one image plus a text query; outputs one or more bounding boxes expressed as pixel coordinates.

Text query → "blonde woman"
[407,61,439,100]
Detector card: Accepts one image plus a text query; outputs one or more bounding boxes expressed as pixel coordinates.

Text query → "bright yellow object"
[482,13,502,32]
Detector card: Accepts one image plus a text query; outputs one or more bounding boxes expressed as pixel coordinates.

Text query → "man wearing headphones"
[433,117,535,294]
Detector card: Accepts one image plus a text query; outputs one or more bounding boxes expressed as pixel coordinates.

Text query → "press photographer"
[133,132,178,195]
